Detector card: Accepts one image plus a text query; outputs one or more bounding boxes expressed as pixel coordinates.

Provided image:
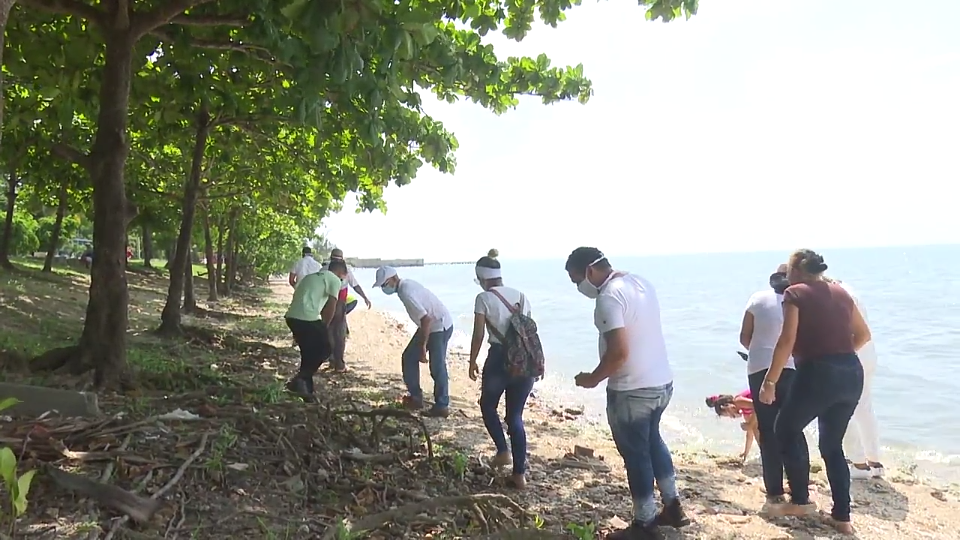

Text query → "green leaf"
[0,397,20,413]
[14,469,36,516]
[0,447,17,488]
[281,0,311,21]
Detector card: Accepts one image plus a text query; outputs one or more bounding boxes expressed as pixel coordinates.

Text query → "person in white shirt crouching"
[372,266,453,418]
[567,247,688,540]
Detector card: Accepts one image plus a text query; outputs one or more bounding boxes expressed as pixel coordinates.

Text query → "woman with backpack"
[468,255,543,489]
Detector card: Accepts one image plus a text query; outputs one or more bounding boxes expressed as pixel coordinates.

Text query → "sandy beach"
[306,281,960,539]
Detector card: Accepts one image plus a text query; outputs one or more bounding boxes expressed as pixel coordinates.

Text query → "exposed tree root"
[322,493,531,540]
[331,406,434,458]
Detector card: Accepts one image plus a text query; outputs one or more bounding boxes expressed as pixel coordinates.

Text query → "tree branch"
[21,0,104,24]
[51,142,91,170]
[149,28,281,66]
[170,14,248,26]
[130,0,215,37]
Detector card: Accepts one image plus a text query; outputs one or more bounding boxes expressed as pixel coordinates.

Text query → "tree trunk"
[157,101,210,335]
[76,29,136,389]
[215,215,225,294]
[0,168,16,269]
[223,212,240,296]
[42,178,69,273]
[201,204,217,302]
[141,222,153,267]
[182,255,196,313]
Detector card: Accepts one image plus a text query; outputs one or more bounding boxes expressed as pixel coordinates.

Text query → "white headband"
[475,266,502,280]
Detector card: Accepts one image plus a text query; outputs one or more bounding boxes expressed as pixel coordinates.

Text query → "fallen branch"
[44,466,163,524]
[332,407,433,458]
[321,493,529,540]
[103,433,209,540]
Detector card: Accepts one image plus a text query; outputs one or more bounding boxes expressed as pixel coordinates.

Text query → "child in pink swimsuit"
[706,390,759,463]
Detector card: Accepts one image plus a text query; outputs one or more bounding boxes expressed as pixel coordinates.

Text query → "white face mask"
[577,277,600,299]
[577,257,617,299]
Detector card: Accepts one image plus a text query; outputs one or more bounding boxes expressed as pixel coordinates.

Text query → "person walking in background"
[373,266,453,418]
[326,248,372,371]
[705,392,759,463]
[759,249,871,535]
[738,263,796,507]
[468,255,544,490]
[288,246,322,289]
[831,280,884,479]
[284,259,349,397]
[566,247,688,539]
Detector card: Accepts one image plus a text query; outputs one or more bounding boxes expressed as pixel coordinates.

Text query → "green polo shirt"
[285,270,342,321]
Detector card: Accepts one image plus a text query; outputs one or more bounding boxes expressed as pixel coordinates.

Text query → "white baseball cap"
[372,266,398,288]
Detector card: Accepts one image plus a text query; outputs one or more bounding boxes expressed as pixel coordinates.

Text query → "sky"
[322,0,960,262]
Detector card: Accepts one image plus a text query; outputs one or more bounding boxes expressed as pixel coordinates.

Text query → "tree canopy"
[0,0,696,387]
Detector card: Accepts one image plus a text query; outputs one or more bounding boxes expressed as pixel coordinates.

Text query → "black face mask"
[769,272,789,294]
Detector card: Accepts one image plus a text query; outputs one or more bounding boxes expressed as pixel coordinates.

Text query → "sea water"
[350,245,960,483]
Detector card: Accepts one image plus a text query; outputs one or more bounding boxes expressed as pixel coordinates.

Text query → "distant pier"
[344,258,474,268]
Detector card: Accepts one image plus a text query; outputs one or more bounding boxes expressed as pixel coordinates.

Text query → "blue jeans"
[480,343,535,475]
[607,383,679,525]
[401,326,452,409]
[775,353,863,522]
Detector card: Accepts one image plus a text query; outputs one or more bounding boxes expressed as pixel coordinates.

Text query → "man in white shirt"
[373,266,453,417]
[326,248,372,371]
[566,247,688,539]
[288,246,323,288]
[739,264,796,506]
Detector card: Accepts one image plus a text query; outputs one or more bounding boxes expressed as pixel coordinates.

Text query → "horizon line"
[346,242,960,265]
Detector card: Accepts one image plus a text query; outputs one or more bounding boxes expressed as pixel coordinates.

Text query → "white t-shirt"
[397,279,453,333]
[325,262,359,292]
[474,286,530,345]
[837,282,878,365]
[594,273,673,391]
[290,255,323,287]
[744,290,796,374]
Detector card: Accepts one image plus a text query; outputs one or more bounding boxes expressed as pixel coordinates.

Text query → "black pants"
[329,298,347,370]
[774,353,864,522]
[285,317,332,392]
[748,368,796,499]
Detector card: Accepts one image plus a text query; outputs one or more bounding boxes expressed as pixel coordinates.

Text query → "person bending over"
[706,392,759,463]
[373,266,452,418]
[284,259,348,397]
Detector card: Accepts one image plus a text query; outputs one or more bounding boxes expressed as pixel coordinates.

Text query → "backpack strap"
[489,288,521,314]
[484,319,508,344]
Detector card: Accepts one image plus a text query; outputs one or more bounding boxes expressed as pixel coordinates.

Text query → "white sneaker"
[870,465,885,478]
[849,465,873,480]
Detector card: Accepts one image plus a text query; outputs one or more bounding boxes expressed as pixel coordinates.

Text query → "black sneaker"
[606,521,663,540]
[654,498,690,528]
[422,406,450,418]
[286,377,312,399]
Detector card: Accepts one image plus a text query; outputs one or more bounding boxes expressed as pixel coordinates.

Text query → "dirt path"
[269,281,960,539]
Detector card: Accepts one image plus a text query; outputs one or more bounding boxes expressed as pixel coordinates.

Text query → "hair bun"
[705,396,718,407]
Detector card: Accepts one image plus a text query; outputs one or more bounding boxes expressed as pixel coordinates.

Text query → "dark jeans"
[479,343,535,475]
[329,298,347,370]
[607,383,678,525]
[401,326,452,409]
[748,367,796,499]
[774,353,864,521]
[285,317,332,393]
